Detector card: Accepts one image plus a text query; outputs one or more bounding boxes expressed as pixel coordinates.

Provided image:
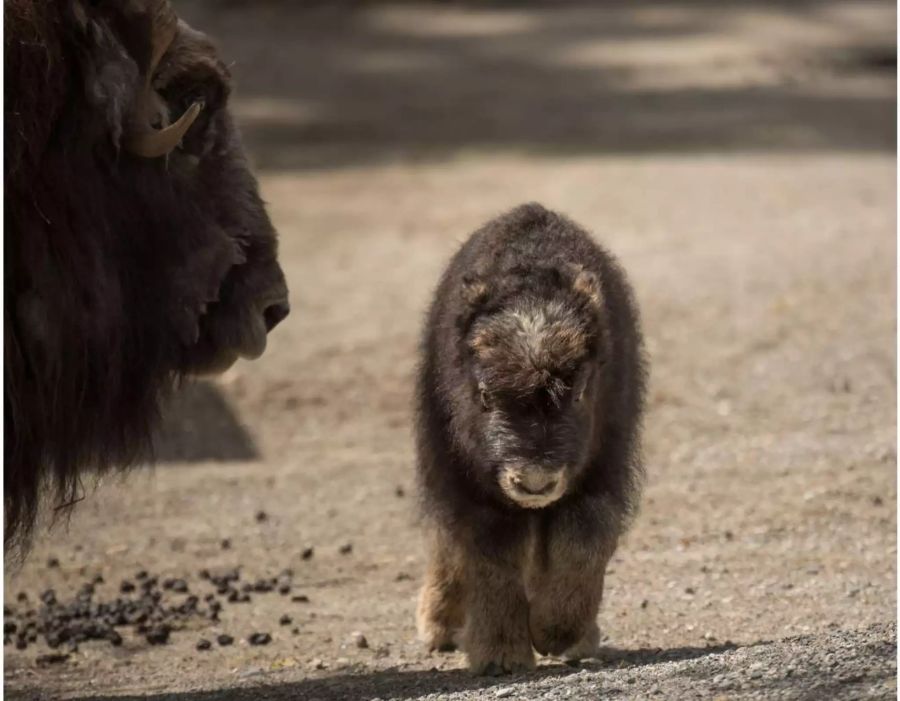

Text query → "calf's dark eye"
[478,383,491,410]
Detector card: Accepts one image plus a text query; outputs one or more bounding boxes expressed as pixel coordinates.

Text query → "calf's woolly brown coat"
[415,203,646,673]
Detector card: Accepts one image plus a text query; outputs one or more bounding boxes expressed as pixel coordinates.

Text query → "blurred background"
[6,1,897,699]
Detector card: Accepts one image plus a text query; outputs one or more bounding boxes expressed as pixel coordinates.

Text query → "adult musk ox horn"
[123,0,202,158]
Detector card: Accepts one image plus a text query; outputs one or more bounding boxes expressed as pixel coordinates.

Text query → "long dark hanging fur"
[4,0,289,555]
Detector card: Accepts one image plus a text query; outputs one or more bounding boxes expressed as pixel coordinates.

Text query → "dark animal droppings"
[196,639,212,651]
[4,564,310,655]
[145,625,171,645]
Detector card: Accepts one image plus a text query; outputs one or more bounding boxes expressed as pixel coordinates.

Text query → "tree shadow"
[176,0,896,172]
[152,382,259,463]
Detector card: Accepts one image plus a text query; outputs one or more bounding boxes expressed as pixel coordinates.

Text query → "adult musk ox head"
[4,0,289,551]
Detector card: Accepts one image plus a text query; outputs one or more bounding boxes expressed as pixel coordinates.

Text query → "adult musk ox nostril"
[4,0,289,555]
[264,301,291,332]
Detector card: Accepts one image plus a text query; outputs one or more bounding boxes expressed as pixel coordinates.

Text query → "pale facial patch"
[470,301,589,398]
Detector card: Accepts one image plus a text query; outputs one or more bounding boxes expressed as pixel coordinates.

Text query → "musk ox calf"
[415,203,647,674]
[5,0,289,552]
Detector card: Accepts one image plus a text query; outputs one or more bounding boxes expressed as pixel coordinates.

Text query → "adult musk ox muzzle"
[3,0,288,551]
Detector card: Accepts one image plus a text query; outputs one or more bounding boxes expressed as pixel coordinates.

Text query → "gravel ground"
[4,1,896,699]
[7,624,897,700]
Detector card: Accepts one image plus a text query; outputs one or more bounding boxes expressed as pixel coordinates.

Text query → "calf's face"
[468,298,600,509]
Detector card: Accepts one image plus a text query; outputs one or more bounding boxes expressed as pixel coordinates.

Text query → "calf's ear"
[569,264,603,309]
[461,275,491,308]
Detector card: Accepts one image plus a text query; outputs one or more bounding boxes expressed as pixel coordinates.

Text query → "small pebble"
[255,511,269,523]
[641,599,649,609]
[292,595,310,603]
[120,580,136,594]
[338,543,353,555]
[395,486,405,497]
[280,615,293,626]
[217,634,234,646]
[495,688,515,699]
[36,653,69,666]
[196,639,212,651]
[301,547,314,560]
[248,632,272,646]
[351,631,368,649]
[46,557,60,569]
[279,584,291,595]
[220,538,232,550]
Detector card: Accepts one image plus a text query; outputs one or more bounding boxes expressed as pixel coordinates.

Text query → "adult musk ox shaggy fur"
[5,0,289,551]
[415,203,647,674]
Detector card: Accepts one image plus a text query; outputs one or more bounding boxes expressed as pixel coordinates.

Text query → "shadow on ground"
[178,0,896,171]
[50,643,742,701]
[153,383,259,463]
